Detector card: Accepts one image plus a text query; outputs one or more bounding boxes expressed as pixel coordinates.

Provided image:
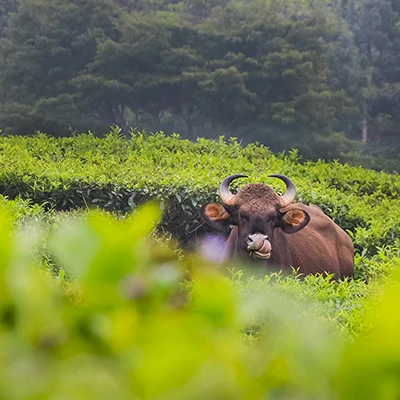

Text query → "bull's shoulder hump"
[293,203,336,227]
[289,203,324,214]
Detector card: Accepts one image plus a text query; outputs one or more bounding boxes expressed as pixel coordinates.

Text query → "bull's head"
[202,174,310,260]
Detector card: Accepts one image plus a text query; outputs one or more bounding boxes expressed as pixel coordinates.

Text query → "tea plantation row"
[1,129,400,279]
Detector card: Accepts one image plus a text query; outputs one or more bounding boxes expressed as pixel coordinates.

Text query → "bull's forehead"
[236,184,280,208]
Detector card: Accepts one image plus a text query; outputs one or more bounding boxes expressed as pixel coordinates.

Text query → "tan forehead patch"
[235,184,279,205]
[235,184,280,214]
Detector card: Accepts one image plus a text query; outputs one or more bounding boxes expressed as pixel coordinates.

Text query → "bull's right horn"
[268,174,296,206]
[219,174,248,205]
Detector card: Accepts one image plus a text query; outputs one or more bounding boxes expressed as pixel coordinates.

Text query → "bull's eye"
[239,214,248,222]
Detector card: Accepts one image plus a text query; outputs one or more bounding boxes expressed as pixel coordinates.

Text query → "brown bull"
[201,174,354,279]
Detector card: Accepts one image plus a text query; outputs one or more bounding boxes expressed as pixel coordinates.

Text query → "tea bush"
[1,129,400,280]
[0,126,399,397]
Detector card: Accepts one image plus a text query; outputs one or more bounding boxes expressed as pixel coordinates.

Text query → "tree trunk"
[115,104,126,131]
[362,118,368,144]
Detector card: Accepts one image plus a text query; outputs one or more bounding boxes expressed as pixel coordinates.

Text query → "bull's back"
[271,205,354,279]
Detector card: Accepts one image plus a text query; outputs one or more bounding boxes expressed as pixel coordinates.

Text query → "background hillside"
[1,0,400,171]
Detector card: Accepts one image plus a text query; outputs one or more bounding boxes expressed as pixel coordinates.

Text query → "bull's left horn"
[219,174,248,205]
[268,174,296,206]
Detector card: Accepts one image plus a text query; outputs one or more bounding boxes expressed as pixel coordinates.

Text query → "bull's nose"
[247,233,268,251]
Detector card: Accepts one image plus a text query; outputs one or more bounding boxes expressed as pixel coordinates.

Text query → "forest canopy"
[0,0,399,167]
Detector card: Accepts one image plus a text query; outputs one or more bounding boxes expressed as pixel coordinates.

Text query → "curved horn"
[268,174,296,206]
[219,174,248,205]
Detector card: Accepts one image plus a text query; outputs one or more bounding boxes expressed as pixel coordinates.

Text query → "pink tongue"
[258,240,272,254]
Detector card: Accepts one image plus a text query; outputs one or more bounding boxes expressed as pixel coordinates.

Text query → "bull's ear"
[201,203,234,232]
[278,207,310,234]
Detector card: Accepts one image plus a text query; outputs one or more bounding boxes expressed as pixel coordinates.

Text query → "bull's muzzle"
[247,233,272,260]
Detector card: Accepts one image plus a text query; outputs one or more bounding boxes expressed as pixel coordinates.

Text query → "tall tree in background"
[0,0,121,133]
[0,0,17,38]
[194,0,355,146]
[339,0,400,145]
[114,0,182,12]
[184,0,231,23]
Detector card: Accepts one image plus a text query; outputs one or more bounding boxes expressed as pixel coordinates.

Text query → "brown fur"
[225,203,354,279]
[202,182,355,280]
[268,204,354,279]
[235,184,280,214]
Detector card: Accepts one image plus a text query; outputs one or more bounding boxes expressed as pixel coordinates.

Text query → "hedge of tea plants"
[1,130,400,397]
[1,129,400,280]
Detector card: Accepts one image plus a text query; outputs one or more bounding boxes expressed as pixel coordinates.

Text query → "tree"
[0,0,17,37]
[193,0,356,146]
[339,0,400,145]
[0,0,121,134]
[184,0,231,24]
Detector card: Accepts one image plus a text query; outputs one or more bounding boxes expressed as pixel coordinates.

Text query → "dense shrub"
[1,132,400,397]
[1,130,400,279]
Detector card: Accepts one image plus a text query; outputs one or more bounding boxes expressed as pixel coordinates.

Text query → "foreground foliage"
[0,201,398,399]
